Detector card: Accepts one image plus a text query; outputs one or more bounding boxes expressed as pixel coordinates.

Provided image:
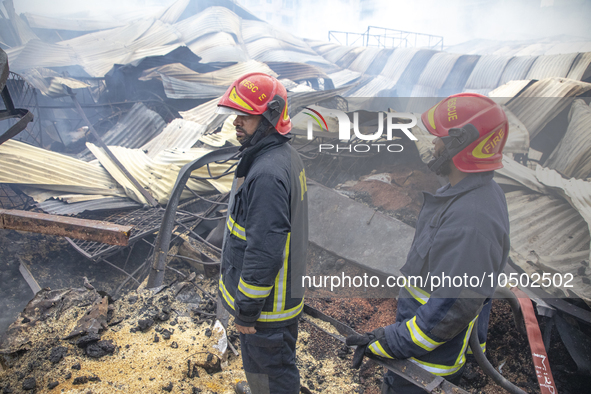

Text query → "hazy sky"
[13,0,591,46]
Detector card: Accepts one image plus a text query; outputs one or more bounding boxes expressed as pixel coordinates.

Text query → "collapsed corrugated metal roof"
[545,99,591,179]
[86,143,231,205]
[0,140,126,197]
[37,197,141,216]
[19,68,90,98]
[410,52,462,97]
[161,76,229,99]
[77,103,167,161]
[495,157,591,303]
[141,118,207,159]
[505,78,591,140]
[140,60,277,85]
[327,69,362,88]
[447,37,591,57]
[23,13,129,32]
[463,54,513,95]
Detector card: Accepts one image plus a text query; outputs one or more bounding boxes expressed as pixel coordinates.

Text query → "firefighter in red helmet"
[216,73,308,394]
[346,93,511,393]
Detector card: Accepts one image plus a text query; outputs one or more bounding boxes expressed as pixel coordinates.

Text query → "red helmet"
[421,93,508,172]
[217,73,291,135]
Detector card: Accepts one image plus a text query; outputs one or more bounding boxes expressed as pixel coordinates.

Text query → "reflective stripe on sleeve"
[369,342,394,359]
[404,284,430,305]
[238,277,273,299]
[259,299,304,322]
[227,215,246,240]
[409,317,476,376]
[219,274,235,309]
[406,316,444,352]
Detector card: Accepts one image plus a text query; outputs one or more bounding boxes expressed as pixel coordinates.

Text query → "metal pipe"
[147,146,239,288]
[469,317,528,394]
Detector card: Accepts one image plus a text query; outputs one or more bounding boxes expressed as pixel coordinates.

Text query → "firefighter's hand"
[235,323,256,334]
[346,327,395,369]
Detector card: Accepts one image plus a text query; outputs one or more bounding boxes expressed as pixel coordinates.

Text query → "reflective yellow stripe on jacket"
[238,278,273,299]
[406,316,444,352]
[219,232,301,323]
[227,215,246,240]
[409,318,476,376]
[404,284,430,305]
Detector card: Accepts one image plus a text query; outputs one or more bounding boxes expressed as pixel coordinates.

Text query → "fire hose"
[469,286,557,394]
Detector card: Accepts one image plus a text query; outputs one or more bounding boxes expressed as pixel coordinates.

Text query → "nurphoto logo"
[304,106,418,153]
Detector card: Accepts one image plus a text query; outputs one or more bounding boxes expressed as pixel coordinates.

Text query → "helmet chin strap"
[428,124,480,175]
[239,118,273,150]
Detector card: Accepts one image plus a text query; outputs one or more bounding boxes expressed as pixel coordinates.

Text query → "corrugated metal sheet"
[536,166,591,231]
[410,52,462,97]
[438,54,480,97]
[447,38,591,56]
[545,99,591,179]
[526,53,579,80]
[463,55,513,95]
[379,48,421,83]
[152,147,237,182]
[505,188,590,300]
[140,60,276,85]
[189,36,249,63]
[323,46,356,64]
[178,97,221,125]
[245,37,317,59]
[327,69,362,88]
[86,143,229,204]
[347,47,381,74]
[141,118,208,159]
[174,6,242,44]
[393,49,438,97]
[20,68,90,98]
[266,62,328,81]
[14,19,183,77]
[38,197,141,216]
[255,50,334,67]
[505,78,591,140]
[502,107,530,155]
[78,103,166,161]
[23,13,128,31]
[0,140,126,197]
[156,0,190,24]
[161,75,229,99]
[336,47,368,69]
[8,39,79,73]
[496,156,551,194]
[488,80,533,104]
[499,56,537,85]
[347,75,396,98]
[365,48,396,76]
[496,158,591,302]
[308,41,340,56]
[566,52,591,81]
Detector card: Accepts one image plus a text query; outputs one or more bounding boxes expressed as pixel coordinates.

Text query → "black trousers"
[239,321,300,394]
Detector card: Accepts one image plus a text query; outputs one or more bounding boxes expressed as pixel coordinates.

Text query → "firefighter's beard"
[238,119,273,149]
